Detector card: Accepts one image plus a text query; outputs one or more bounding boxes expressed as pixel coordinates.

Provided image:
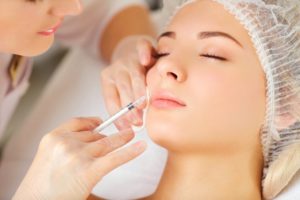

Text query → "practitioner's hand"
[101,36,157,130]
[13,117,146,200]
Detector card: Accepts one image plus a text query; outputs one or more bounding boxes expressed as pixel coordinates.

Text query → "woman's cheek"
[146,67,159,88]
[189,71,228,97]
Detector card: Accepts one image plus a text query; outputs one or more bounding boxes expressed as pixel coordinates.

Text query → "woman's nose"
[50,0,83,17]
[156,57,187,82]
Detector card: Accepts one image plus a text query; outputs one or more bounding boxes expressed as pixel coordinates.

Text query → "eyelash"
[201,54,227,61]
[154,53,169,59]
[155,52,227,61]
[25,0,39,3]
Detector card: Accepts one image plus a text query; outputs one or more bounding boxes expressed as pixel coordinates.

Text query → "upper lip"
[151,90,186,106]
[39,21,62,33]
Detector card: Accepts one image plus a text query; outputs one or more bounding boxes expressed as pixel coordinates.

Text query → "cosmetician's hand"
[13,117,146,200]
[101,36,157,130]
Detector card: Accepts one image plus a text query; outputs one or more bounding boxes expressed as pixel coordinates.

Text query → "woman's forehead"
[168,1,240,29]
[164,1,252,47]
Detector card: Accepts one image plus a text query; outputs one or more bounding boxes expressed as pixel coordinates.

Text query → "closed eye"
[25,0,42,3]
[154,52,227,61]
[154,53,170,59]
[200,54,227,61]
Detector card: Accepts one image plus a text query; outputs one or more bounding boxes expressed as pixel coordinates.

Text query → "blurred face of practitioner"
[0,0,82,56]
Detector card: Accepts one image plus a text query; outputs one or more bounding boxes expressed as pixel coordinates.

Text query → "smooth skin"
[145,1,266,199]
[93,0,267,199]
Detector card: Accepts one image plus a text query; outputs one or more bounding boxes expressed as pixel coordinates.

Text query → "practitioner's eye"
[200,54,227,61]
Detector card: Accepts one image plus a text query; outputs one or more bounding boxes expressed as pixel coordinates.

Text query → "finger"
[148,48,158,69]
[114,73,141,125]
[69,131,106,143]
[137,39,157,67]
[128,66,147,124]
[101,69,122,117]
[53,117,102,133]
[86,129,135,157]
[115,72,135,106]
[101,69,133,120]
[114,117,132,131]
[135,109,144,127]
[128,64,147,110]
[101,83,132,130]
[101,74,129,130]
[131,75,146,101]
[91,141,147,179]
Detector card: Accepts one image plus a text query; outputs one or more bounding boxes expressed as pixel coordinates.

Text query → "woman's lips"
[151,91,186,109]
[38,22,61,36]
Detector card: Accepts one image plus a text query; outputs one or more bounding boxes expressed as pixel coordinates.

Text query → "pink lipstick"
[38,22,61,36]
[151,91,186,109]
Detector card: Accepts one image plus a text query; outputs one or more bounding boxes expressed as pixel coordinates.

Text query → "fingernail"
[134,141,147,152]
[133,117,143,126]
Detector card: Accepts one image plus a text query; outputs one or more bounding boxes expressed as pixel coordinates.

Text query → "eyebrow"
[158,31,243,48]
[158,31,176,40]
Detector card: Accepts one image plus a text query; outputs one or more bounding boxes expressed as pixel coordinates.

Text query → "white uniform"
[0,54,32,140]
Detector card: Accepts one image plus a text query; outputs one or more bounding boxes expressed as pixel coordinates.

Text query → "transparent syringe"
[95,96,146,132]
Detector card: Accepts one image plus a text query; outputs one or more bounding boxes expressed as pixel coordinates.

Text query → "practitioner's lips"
[38,21,62,36]
[151,90,186,109]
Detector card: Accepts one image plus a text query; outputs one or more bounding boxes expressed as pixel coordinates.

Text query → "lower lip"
[151,99,185,109]
[38,26,60,36]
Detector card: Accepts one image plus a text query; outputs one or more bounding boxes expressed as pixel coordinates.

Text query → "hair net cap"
[161,0,300,185]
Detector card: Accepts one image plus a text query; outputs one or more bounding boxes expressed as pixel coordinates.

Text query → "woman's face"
[0,0,82,56]
[146,0,266,154]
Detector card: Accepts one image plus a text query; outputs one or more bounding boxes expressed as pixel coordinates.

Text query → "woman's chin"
[28,45,52,57]
[146,119,185,149]
[18,38,53,56]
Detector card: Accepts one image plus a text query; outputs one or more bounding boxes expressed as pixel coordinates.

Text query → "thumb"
[137,38,157,67]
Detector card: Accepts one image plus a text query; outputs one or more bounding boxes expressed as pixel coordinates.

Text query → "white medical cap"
[161,0,300,180]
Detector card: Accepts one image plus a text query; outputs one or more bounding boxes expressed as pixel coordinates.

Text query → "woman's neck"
[146,150,263,200]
